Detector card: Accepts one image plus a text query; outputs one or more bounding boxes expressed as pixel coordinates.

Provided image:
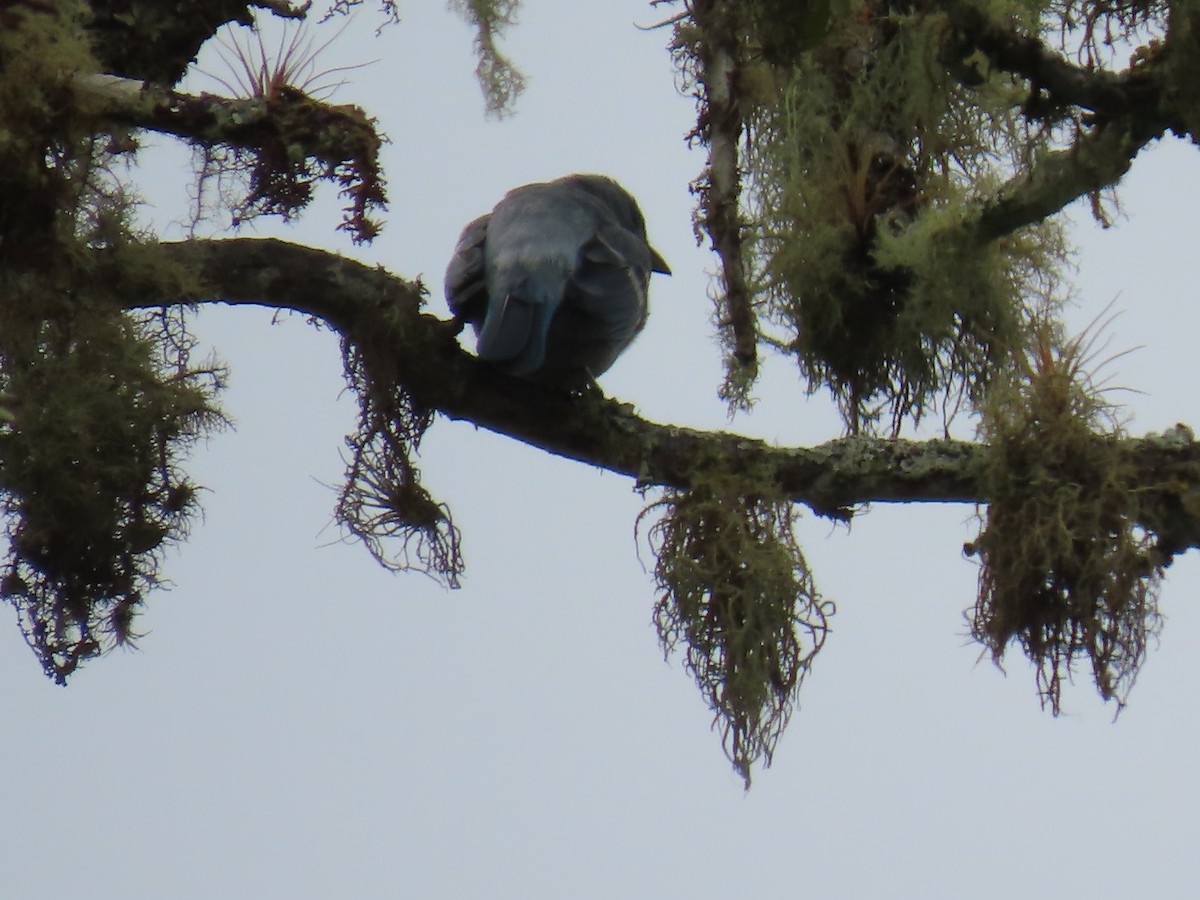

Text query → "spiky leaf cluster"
[968,322,1163,711]
[190,13,389,242]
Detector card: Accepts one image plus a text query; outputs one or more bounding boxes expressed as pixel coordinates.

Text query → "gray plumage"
[445,174,670,382]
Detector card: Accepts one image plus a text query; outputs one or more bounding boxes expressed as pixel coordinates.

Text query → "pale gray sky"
[2,3,1198,897]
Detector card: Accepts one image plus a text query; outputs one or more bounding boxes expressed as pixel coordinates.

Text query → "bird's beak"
[649,246,671,275]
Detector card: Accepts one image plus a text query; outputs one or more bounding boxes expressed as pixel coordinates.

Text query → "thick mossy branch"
[940,0,1154,118]
[1158,4,1200,141]
[101,237,1200,552]
[972,121,1148,241]
[0,2,105,257]
[643,484,831,786]
[916,4,1181,242]
[937,3,1181,240]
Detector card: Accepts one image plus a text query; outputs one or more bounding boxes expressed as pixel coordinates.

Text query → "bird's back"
[445,175,667,381]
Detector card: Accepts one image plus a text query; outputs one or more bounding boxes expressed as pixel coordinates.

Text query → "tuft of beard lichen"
[640,481,832,786]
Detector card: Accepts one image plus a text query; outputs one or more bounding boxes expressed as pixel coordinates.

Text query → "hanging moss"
[0,271,226,682]
[641,478,831,786]
[447,0,526,116]
[337,322,463,588]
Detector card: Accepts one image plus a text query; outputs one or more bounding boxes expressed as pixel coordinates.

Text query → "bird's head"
[562,174,671,275]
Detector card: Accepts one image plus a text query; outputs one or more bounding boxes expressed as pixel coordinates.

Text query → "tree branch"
[79,74,371,151]
[938,1,1181,241]
[941,1,1148,117]
[685,0,758,399]
[77,73,386,241]
[98,236,1200,551]
[87,0,296,85]
[972,118,1147,241]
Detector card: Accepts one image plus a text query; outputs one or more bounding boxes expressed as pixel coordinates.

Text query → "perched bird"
[444,174,670,383]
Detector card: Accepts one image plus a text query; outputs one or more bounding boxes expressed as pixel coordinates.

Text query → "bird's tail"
[477,268,563,375]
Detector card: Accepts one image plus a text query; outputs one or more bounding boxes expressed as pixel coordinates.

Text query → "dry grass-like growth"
[204,17,372,102]
[967,314,1163,713]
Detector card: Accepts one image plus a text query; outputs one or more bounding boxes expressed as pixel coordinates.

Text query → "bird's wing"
[568,224,651,339]
[530,224,653,378]
[444,213,491,323]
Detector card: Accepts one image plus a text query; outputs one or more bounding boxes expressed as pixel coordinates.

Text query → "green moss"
[0,270,227,682]
[732,5,1071,429]
[0,5,231,681]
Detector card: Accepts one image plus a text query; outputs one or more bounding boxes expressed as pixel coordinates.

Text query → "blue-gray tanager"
[444,174,670,382]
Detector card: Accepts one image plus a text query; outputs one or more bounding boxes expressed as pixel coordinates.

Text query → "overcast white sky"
[3,3,1198,897]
